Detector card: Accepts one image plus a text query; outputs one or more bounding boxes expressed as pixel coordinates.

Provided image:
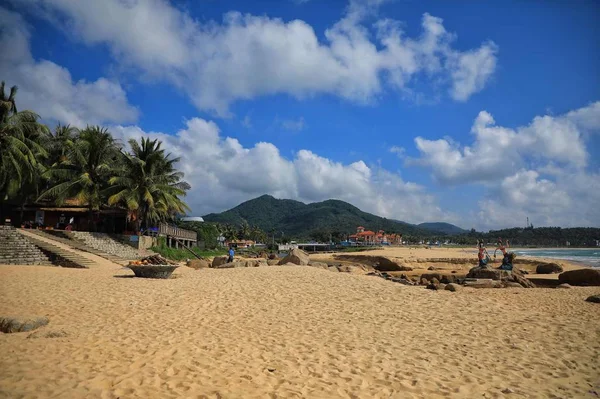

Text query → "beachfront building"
[348,226,402,246]
[226,239,256,249]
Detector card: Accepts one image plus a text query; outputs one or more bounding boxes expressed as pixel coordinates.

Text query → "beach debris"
[536,263,563,274]
[445,283,461,292]
[558,269,600,286]
[212,256,229,268]
[585,294,600,303]
[278,248,310,265]
[131,255,177,266]
[187,259,210,269]
[556,283,572,289]
[0,316,49,333]
[27,329,68,339]
[267,368,276,373]
[466,266,535,288]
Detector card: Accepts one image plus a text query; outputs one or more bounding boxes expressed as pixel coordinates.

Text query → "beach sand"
[1,261,599,398]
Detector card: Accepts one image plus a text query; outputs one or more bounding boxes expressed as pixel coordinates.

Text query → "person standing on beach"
[228,246,235,263]
[478,240,490,268]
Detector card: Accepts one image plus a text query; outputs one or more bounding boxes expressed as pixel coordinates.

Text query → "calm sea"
[513,249,600,268]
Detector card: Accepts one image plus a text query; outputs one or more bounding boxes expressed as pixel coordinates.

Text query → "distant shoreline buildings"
[348,226,402,246]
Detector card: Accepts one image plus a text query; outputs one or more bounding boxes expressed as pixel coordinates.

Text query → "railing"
[158,222,197,241]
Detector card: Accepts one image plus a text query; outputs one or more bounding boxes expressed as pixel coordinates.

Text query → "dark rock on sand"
[466,266,535,288]
[536,263,563,274]
[0,316,49,333]
[333,255,412,271]
[212,256,229,268]
[445,283,460,292]
[187,259,210,269]
[426,282,438,290]
[558,269,600,286]
[427,266,436,270]
[585,294,600,303]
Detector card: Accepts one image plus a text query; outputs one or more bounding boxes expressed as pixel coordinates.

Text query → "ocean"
[513,248,600,268]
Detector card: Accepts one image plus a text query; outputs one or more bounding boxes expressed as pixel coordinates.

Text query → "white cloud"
[0,7,138,126]
[413,102,599,185]
[10,0,498,116]
[111,118,454,224]
[476,169,600,229]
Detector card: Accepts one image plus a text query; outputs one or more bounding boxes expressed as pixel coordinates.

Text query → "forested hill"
[418,222,467,235]
[202,195,462,238]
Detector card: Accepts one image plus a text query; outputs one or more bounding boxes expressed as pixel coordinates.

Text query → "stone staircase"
[0,226,52,266]
[70,231,141,260]
[21,234,94,269]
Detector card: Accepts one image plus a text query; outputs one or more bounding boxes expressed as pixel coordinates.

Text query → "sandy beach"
[1,256,599,398]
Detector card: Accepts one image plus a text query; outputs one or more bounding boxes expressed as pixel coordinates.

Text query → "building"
[348,226,402,246]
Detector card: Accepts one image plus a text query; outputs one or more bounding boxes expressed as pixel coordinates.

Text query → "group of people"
[477,238,514,270]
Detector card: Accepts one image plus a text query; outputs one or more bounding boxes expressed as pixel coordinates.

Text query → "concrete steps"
[20,234,95,269]
[0,226,52,266]
[70,231,141,260]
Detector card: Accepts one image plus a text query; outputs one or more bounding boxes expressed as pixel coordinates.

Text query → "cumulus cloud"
[0,7,138,126]
[413,102,600,184]
[279,117,306,132]
[10,0,498,116]
[111,118,454,224]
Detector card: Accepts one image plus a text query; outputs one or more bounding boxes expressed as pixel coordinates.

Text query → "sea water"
[513,248,600,268]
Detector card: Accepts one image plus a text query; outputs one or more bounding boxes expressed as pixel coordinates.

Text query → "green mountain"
[418,222,467,235]
[202,195,461,238]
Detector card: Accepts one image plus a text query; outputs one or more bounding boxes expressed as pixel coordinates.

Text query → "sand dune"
[0,263,599,398]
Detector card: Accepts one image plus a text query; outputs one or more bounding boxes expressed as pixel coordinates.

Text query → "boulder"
[558,269,600,286]
[585,294,600,303]
[267,259,280,266]
[420,273,457,284]
[328,266,340,273]
[268,253,278,260]
[333,255,412,271]
[337,264,370,274]
[187,259,210,269]
[464,278,496,288]
[556,283,572,289]
[431,277,440,286]
[466,266,535,288]
[426,282,438,290]
[212,262,236,269]
[308,261,329,270]
[503,282,524,288]
[536,263,563,274]
[278,249,310,266]
[420,278,429,286]
[212,256,229,268]
[445,283,461,292]
[427,266,436,270]
[438,283,447,291]
[0,316,49,333]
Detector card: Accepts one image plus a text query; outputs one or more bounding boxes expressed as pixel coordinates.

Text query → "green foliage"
[457,227,600,247]
[150,238,226,261]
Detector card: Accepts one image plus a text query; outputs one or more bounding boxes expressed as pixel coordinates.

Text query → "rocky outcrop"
[466,266,535,288]
[212,256,229,268]
[278,249,310,266]
[187,259,210,269]
[333,255,412,271]
[585,294,600,303]
[558,269,600,286]
[0,316,49,333]
[536,263,563,274]
[308,261,329,269]
[445,283,461,292]
[266,259,280,266]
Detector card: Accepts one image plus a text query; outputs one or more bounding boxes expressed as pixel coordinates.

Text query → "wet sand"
[1,262,599,398]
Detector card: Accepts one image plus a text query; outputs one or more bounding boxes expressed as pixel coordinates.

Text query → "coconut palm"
[0,82,50,200]
[107,137,190,232]
[39,126,121,229]
[49,124,79,166]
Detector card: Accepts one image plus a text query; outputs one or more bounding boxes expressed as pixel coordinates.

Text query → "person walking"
[227,246,235,263]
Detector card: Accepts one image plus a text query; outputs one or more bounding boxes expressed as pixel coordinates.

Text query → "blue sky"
[1,0,599,230]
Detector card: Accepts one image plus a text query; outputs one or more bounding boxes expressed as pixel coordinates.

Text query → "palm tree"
[0,82,50,201]
[107,137,190,232]
[40,126,121,229]
[49,124,79,166]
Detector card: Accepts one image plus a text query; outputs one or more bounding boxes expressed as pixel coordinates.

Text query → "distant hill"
[202,195,463,238]
[418,222,467,235]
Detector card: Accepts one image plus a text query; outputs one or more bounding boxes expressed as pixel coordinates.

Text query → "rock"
[585,294,600,303]
[337,264,370,274]
[445,283,460,292]
[212,256,229,268]
[268,253,277,260]
[187,259,210,269]
[420,278,429,285]
[556,283,572,289]
[266,259,280,266]
[0,316,49,333]
[27,329,68,339]
[431,277,440,286]
[333,255,412,271]
[212,262,236,269]
[503,282,524,288]
[420,273,457,284]
[308,261,329,270]
[438,283,446,290]
[427,266,436,270]
[502,388,514,394]
[328,266,340,273]
[426,282,438,290]
[466,266,535,288]
[278,249,310,266]
[536,263,563,274]
[451,270,457,274]
[558,269,600,286]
